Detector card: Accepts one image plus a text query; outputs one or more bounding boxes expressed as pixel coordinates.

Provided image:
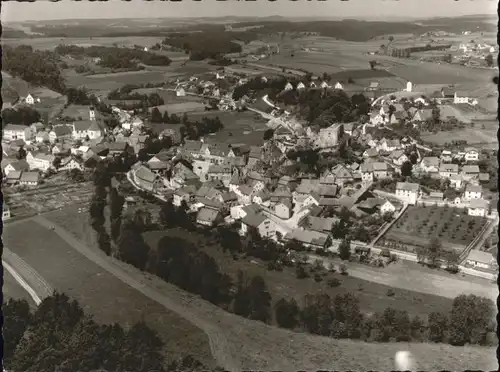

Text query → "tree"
[401,161,413,177]
[151,107,162,123]
[448,294,495,346]
[116,218,150,270]
[162,110,170,123]
[485,54,494,67]
[300,293,333,336]
[426,237,442,267]
[443,249,459,273]
[109,187,125,241]
[427,311,449,343]
[274,298,299,329]
[338,239,351,261]
[331,293,363,339]
[158,200,177,229]
[369,60,377,70]
[263,129,274,140]
[16,146,27,160]
[246,276,272,323]
[98,230,112,255]
[388,36,394,42]
[2,298,31,364]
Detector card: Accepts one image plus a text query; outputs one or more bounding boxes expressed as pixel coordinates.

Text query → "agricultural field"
[421,120,498,149]
[149,101,207,115]
[3,181,94,220]
[384,205,488,252]
[259,35,493,86]
[3,219,215,366]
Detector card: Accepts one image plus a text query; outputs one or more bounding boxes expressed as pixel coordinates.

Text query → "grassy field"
[385,205,487,252]
[3,219,215,366]
[144,229,454,319]
[43,206,497,371]
[3,269,37,308]
[421,120,498,148]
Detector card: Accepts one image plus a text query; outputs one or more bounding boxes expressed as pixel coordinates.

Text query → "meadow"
[2,36,164,50]
[3,219,215,366]
[421,120,498,148]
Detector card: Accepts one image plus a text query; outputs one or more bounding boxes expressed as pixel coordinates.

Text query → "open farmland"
[3,219,215,366]
[259,36,493,85]
[383,205,488,252]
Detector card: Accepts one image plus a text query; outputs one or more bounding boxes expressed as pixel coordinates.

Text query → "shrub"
[387,288,395,296]
[296,265,309,279]
[339,264,348,275]
[314,273,323,282]
[327,277,341,287]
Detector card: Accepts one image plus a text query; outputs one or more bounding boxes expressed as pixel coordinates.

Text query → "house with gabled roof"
[3,124,34,141]
[377,138,402,153]
[420,156,440,176]
[4,160,30,176]
[5,170,22,185]
[240,212,280,239]
[388,149,408,166]
[196,207,222,227]
[361,162,390,182]
[26,151,55,172]
[467,198,489,217]
[439,163,459,179]
[49,125,73,143]
[464,184,482,200]
[173,184,198,207]
[412,109,433,122]
[330,164,354,186]
[461,165,480,180]
[19,171,40,186]
[283,229,330,250]
[72,120,103,140]
[395,182,420,205]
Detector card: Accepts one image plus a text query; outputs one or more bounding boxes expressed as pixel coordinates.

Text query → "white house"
[2,203,11,221]
[380,200,396,214]
[3,124,33,141]
[465,250,495,270]
[464,184,482,200]
[58,157,84,171]
[450,174,464,189]
[467,198,489,217]
[25,94,40,105]
[334,82,343,90]
[464,147,479,162]
[72,121,103,140]
[26,152,55,172]
[395,182,420,205]
[284,82,293,91]
[440,150,453,163]
[320,81,329,89]
[439,163,459,179]
[454,91,477,105]
[274,200,292,219]
[405,81,413,92]
[296,82,306,90]
[35,131,50,143]
[240,212,279,240]
[176,87,186,97]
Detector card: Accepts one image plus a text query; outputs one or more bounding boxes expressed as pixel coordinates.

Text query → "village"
[4,63,496,280]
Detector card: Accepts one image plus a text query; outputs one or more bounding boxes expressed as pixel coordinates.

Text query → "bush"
[314,273,323,282]
[387,288,395,297]
[339,264,348,276]
[296,265,309,279]
[327,277,341,287]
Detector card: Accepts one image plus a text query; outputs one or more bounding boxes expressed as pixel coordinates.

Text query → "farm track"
[32,215,240,372]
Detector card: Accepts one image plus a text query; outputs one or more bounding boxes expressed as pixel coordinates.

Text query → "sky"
[2,0,497,23]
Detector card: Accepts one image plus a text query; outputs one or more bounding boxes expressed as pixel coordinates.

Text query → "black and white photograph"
[1,0,498,370]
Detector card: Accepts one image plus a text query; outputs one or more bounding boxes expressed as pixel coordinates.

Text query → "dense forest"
[2,45,66,93]
[2,293,216,372]
[54,44,172,68]
[161,32,251,60]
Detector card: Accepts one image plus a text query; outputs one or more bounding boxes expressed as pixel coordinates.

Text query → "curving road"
[32,215,240,372]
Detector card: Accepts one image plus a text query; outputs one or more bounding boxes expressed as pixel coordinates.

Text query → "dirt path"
[32,215,240,372]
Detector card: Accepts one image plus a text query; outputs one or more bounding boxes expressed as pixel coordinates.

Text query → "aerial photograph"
[1,0,498,370]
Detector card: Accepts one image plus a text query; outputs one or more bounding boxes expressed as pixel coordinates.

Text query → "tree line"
[55,44,172,68]
[2,293,216,372]
[2,107,41,126]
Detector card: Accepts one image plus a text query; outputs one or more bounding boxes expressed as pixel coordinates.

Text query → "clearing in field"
[384,205,488,252]
[3,219,215,366]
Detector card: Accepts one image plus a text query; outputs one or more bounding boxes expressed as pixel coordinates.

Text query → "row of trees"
[2,106,41,126]
[2,294,213,372]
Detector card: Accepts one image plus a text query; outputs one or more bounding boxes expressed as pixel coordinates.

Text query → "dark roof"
[241,212,267,227]
[52,125,73,137]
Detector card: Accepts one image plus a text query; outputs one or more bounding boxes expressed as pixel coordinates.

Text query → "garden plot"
[383,205,487,252]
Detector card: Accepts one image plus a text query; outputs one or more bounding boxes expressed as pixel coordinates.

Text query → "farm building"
[467,198,489,217]
[395,182,420,205]
[465,250,495,270]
